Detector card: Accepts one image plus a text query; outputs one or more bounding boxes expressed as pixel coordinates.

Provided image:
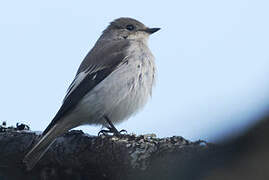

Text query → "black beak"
[143,27,161,34]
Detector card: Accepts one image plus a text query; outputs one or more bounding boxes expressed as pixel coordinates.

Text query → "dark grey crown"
[104,17,147,32]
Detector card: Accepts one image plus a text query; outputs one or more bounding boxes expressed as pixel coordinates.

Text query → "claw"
[119,129,127,134]
[98,127,127,137]
[98,129,110,136]
[98,116,128,137]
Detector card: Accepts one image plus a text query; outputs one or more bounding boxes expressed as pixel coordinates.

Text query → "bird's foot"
[98,127,127,137]
[98,115,128,137]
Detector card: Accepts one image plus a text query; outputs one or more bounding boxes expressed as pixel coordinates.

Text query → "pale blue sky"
[0,0,268,142]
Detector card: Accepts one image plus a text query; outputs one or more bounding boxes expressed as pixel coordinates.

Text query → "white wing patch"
[64,71,87,102]
[63,55,129,103]
[63,65,102,102]
[92,74,97,80]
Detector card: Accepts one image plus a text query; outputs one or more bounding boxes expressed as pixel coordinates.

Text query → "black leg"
[104,116,119,135]
[98,116,127,136]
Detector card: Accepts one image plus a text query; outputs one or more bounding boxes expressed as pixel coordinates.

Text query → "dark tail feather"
[23,123,67,170]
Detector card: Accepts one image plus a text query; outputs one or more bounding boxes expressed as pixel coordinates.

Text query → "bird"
[23,17,160,170]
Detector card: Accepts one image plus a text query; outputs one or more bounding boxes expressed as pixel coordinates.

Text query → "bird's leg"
[98,116,127,136]
[104,116,119,135]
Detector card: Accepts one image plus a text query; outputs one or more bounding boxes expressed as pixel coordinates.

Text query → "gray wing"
[43,40,130,135]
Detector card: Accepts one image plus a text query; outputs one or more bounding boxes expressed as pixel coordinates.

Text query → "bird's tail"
[23,122,68,170]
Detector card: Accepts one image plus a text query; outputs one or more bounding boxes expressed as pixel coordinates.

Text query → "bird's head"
[102,17,160,41]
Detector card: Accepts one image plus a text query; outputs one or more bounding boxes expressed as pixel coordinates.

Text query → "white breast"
[106,41,156,124]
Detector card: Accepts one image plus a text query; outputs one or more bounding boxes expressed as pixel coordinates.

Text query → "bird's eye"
[126,24,135,31]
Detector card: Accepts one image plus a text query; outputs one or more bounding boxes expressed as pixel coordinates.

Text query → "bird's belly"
[106,60,155,124]
[106,78,150,124]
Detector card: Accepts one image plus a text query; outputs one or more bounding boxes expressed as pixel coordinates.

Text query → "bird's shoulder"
[76,39,131,74]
